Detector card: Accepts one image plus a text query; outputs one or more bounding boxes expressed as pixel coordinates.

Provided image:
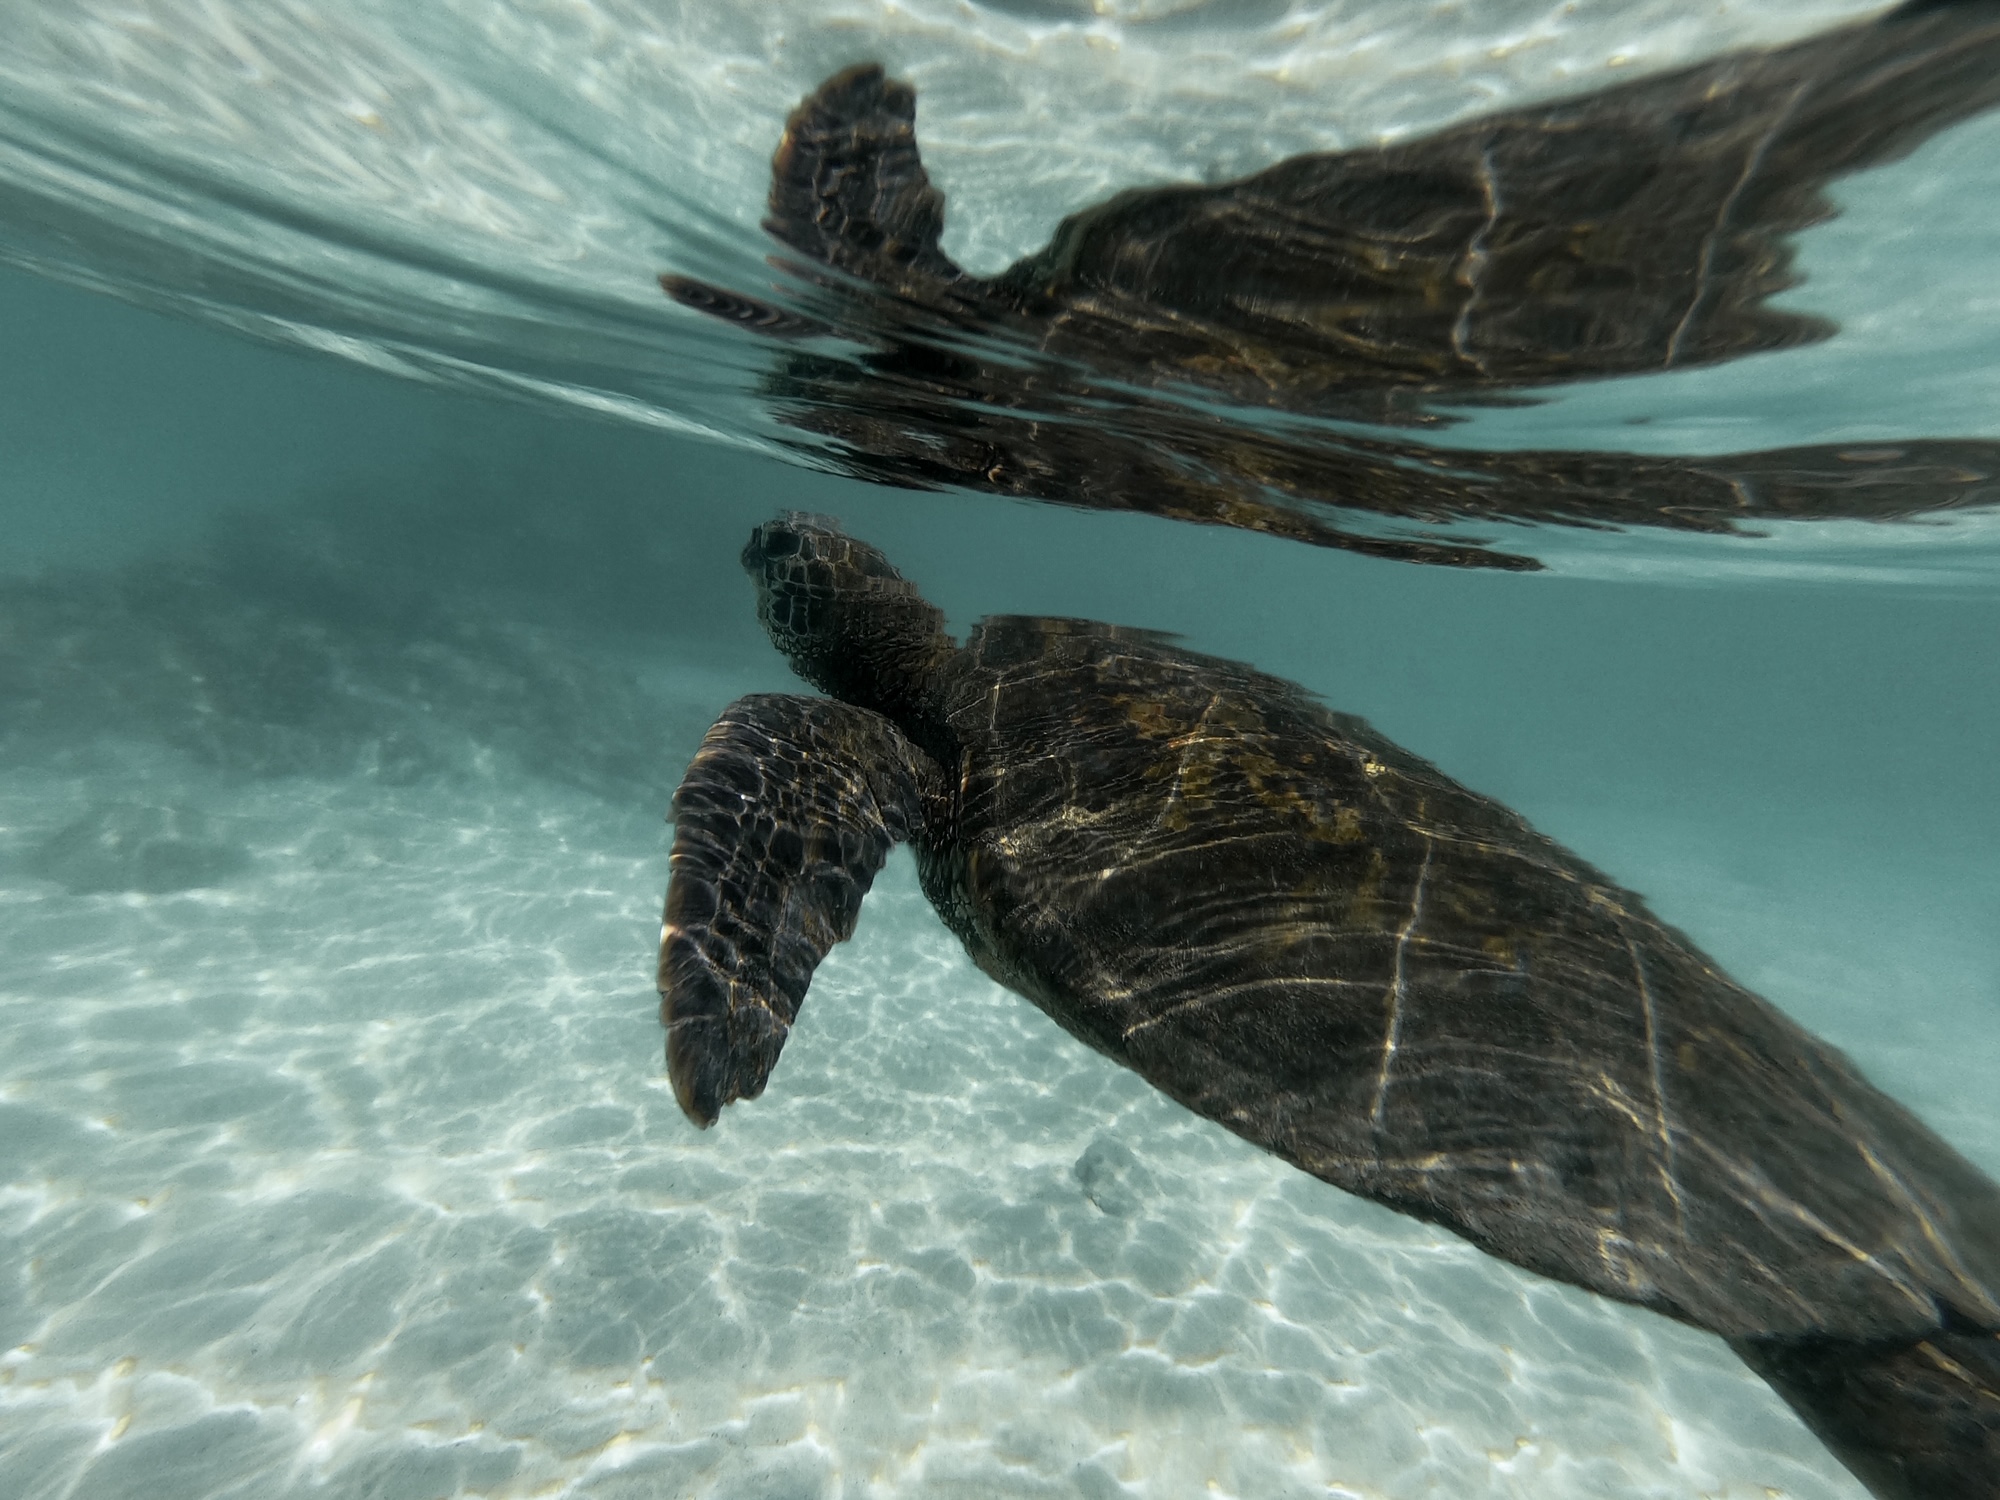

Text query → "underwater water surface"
[3,3,2000,1499]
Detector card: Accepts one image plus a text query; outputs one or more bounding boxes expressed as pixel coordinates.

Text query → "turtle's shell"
[920,614,2000,1345]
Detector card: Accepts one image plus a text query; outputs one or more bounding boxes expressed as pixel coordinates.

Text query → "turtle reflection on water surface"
[663,0,2000,568]
[659,514,2000,1500]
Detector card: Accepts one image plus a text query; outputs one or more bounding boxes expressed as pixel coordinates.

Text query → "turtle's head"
[743,513,956,732]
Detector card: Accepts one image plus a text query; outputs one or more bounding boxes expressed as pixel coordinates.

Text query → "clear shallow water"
[4,265,1998,1499]
[2,4,2000,1498]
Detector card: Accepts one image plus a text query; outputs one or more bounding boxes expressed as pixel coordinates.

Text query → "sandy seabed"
[0,699,1889,1499]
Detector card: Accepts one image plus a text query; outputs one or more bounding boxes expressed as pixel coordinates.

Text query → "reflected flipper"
[764,63,967,296]
[660,693,943,1125]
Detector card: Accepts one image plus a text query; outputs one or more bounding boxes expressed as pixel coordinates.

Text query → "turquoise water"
[4,5,2000,1498]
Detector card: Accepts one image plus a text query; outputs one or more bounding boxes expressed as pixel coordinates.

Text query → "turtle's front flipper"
[660,693,943,1127]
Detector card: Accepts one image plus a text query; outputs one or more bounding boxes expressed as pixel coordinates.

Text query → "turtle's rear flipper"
[1734,1320,2000,1500]
[661,693,943,1127]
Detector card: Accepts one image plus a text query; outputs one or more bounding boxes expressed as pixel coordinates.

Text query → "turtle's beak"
[742,511,844,579]
[740,521,796,574]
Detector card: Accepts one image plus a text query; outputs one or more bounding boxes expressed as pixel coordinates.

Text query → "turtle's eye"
[758,527,801,558]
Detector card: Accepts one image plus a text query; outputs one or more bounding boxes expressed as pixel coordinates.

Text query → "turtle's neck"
[767,590,960,768]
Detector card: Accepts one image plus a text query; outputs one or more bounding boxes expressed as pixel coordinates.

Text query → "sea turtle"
[661,514,2000,1500]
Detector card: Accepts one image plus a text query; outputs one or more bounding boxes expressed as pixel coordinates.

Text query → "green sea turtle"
[660,514,2000,1500]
